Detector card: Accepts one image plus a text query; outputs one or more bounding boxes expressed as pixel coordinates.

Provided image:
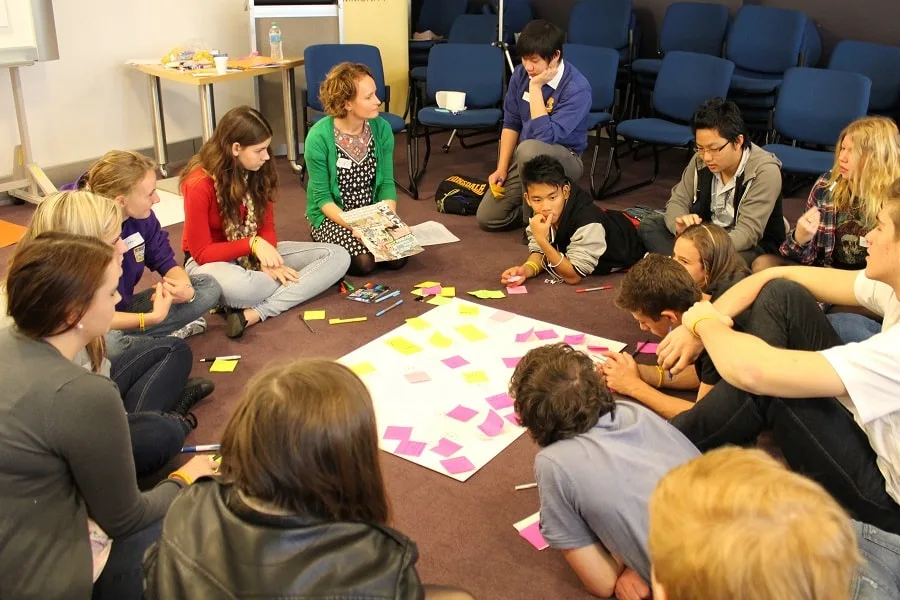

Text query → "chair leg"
[442,129,457,153]
[602,140,665,198]
[593,126,622,199]
[406,122,420,199]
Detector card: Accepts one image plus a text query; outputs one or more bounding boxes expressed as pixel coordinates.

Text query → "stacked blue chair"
[763,67,871,178]
[407,44,505,199]
[406,0,468,118]
[567,0,635,65]
[562,44,621,198]
[828,40,900,117]
[603,51,735,197]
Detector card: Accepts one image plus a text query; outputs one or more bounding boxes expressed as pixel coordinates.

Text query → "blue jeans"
[852,521,900,599]
[105,274,221,357]
[828,312,882,344]
[92,520,163,600]
[186,241,350,321]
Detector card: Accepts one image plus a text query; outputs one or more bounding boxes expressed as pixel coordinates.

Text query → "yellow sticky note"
[386,337,423,355]
[427,296,452,306]
[429,331,453,348]
[406,317,430,330]
[459,304,480,316]
[440,287,456,297]
[411,288,426,297]
[350,362,376,376]
[329,317,367,324]
[209,359,238,373]
[414,281,441,288]
[455,324,488,342]
[303,310,326,320]
[468,289,506,299]
[463,370,489,384]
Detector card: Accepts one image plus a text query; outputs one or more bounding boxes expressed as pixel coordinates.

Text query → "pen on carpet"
[376,299,403,317]
[374,289,401,303]
[181,444,221,453]
[301,317,315,333]
[199,355,241,362]
[631,340,650,358]
[515,482,537,491]
[575,285,613,293]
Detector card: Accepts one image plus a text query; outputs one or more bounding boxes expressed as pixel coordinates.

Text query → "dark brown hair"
[616,254,702,320]
[218,359,389,523]
[181,106,277,231]
[678,223,747,291]
[509,343,614,447]
[7,232,114,347]
[319,62,375,119]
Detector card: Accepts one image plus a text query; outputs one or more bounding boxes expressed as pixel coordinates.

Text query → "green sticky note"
[350,362,376,376]
[440,286,456,297]
[455,324,488,342]
[405,317,430,330]
[463,370,489,384]
[386,337,422,355]
[415,281,441,288]
[427,296,452,306]
[459,304,480,316]
[209,359,238,373]
[303,310,326,320]
[429,331,453,348]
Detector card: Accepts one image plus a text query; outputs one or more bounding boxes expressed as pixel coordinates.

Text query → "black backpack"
[434,174,487,216]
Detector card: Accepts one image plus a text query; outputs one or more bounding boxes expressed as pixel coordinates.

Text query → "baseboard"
[0,138,202,206]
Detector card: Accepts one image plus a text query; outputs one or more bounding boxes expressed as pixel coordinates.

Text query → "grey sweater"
[0,328,181,599]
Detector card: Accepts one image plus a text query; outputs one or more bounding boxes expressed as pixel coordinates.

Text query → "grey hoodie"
[664,143,783,252]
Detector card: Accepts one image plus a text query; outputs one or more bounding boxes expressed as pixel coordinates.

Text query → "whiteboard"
[0,0,58,65]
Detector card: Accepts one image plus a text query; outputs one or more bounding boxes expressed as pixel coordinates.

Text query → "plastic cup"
[214,56,229,75]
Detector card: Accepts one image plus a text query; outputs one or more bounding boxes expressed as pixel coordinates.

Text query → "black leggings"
[349,253,409,276]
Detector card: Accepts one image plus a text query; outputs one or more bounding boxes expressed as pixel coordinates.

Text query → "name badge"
[522,91,530,102]
[123,232,144,251]
[336,157,352,169]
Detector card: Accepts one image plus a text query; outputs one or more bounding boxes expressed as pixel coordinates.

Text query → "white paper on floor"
[339,298,625,481]
[409,221,460,246]
[153,189,185,227]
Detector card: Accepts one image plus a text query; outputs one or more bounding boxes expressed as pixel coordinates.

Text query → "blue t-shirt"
[535,401,699,581]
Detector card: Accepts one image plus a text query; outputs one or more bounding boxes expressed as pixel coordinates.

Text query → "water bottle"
[268,22,283,60]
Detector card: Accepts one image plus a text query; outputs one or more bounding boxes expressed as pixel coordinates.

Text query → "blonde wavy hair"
[20,190,123,371]
[830,116,900,227]
[83,150,156,200]
[649,447,860,600]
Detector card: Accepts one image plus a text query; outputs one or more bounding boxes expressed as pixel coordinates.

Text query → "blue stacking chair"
[567,0,635,65]
[300,44,410,194]
[563,44,621,198]
[828,40,900,116]
[603,51,735,197]
[407,44,505,199]
[763,68,871,179]
[406,0,468,119]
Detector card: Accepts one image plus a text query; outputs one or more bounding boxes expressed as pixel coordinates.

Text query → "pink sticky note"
[587,345,609,353]
[478,410,505,437]
[447,405,478,422]
[395,439,427,457]
[506,285,528,295]
[535,329,559,340]
[430,437,463,458]
[486,393,515,411]
[422,285,442,295]
[515,327,534,342]
[563,333,585,345]
[519,522,549,550]
[638,342,660,354]
[502,356,522,368]
[505,412,521,426]
[404,371,431,384]
[491,310,516,323]
[441,455,475,475]
[383,426,413,442]
[442,355,469,369]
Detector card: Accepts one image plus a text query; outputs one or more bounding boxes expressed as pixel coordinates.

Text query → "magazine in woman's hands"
[343,204,424,262]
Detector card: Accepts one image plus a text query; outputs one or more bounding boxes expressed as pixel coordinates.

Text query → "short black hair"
[516,19,564,63]
[521,155,569,190]
[691,98,751,149]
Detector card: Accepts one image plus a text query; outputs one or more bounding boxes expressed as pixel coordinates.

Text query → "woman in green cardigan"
[305,62,407,276]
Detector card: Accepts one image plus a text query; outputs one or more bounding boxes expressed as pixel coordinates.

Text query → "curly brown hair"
[318,62,375,119]
[509,343,615,447]
[615,254,702,320]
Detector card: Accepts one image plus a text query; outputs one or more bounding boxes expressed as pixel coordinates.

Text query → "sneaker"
[173,377,215,417]
[225,309,248,339]
[169,317,208,340]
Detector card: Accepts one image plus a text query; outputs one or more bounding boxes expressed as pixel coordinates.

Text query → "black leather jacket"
[143,479,425,599]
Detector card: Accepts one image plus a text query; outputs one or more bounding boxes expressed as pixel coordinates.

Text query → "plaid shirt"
[779,175,841,266]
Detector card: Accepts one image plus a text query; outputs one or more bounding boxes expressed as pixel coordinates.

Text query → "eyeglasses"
[693,141,731,156]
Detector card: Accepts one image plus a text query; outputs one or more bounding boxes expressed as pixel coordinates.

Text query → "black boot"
[225,308,248,339]
[173,377,215,417]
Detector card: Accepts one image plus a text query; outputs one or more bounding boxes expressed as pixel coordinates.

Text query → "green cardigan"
[305,115,397,228]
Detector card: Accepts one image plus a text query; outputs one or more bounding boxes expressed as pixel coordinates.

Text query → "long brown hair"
[218,359,389,523]
[678,223,747,291]
[7,232,114,347]
[181,106,277,230]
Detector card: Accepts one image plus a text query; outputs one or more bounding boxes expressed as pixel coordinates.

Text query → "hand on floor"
[614,567,651,600]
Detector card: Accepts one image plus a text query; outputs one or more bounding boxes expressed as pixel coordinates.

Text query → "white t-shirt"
[820,272,900,504]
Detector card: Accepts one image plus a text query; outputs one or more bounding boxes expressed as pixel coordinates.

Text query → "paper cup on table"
[214,56,229,75]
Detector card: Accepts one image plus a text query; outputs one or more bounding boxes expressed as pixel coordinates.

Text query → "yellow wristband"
[524,261,540,276]
[168,470,192,485]
[689,314,720,338]
[655,366,664,388]
[250,236,260,254]
[139,312,145,332]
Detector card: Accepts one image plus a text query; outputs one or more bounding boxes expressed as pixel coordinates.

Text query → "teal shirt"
[305,115,397,228]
